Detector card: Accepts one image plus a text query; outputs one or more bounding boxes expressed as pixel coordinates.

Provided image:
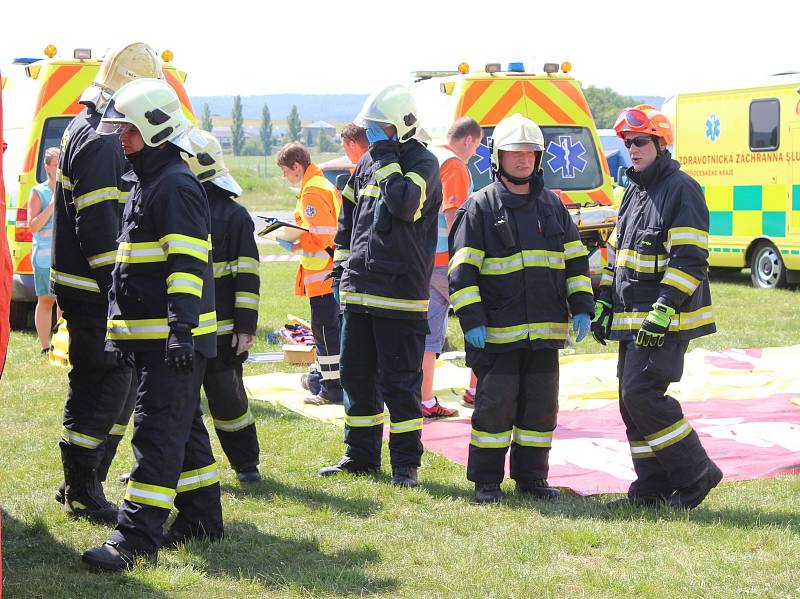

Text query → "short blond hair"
[44,147,60,166]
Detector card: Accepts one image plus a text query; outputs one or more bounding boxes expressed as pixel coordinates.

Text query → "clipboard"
[257,216,309,242]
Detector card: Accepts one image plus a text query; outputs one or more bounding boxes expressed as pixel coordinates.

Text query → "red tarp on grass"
[420,394,800,495]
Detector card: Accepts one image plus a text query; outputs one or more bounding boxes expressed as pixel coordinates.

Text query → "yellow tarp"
[243,346,800,423]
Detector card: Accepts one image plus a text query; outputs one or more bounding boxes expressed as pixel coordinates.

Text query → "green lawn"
[228,152,342,213]
[2,266,800,598]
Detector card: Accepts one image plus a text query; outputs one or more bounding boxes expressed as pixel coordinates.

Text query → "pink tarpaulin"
[419,395,800,495]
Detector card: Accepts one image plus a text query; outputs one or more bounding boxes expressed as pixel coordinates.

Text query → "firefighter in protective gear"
[51,42,162,524]
[183,130,261,483]
[319,84,442,488]
[82,78,222,572]
[276,142,343,405]
[599,105,721,510]
[449,114,594,504]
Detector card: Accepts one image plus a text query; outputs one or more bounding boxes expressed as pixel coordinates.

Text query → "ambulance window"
[36,117,71,182]
[749,99,779,151]
[467,125,604,193]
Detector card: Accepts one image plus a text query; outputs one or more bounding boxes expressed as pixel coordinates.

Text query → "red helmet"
[613,104,674,146]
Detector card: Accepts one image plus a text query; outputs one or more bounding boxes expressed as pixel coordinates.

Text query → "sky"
[1,0,797,98]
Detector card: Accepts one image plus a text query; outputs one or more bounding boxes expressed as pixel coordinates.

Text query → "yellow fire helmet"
[98,78,199,154]
[80,42,164,110]
[183,129,243,197]
[354,84,424,143]
[489,113,545,174]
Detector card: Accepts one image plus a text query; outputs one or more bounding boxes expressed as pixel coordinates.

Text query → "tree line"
[199,96,339,157]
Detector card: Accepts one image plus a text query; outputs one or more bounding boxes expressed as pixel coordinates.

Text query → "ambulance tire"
[750,241,787,289]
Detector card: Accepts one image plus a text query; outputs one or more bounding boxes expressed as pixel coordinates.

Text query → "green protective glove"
[635,302,676,348]
[591,300,613,346]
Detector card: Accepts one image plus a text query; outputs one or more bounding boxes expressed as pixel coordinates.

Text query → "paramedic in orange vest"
[421,118,483,418]
[277,142,343,405]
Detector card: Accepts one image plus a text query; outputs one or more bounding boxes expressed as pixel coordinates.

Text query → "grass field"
[227,152,342,213]
[1,266,799,598]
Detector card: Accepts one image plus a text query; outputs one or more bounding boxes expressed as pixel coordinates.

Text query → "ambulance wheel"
[750,242,787,289]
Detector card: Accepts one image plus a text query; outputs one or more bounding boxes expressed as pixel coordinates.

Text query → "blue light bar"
[507,62,525,73]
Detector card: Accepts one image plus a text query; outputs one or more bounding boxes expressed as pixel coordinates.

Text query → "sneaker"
[516,479,560,500]
[461,389,475,407]
[40,348,50,356]
[319,455,379,477]
[669,461,723,510]
[421,399,458,418]
[473,482,503,504]
[236,469,261,484]
[391,466,418,487]
[304,393,333,406]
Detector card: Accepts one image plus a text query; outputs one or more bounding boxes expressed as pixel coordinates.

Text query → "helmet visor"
[499,141,543,152]
[211,172,243,197]
[614,108,649,131]
[97,98,132,135]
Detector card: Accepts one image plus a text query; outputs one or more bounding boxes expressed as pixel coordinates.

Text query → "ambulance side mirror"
[335,173,349,193]
[616,166,628,187]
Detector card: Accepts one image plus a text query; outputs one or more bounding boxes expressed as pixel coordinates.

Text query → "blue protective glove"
[277,239,295,251]
[464,325,487,349]
[332,280,340,305]
[572,313,591,343]
[366,127,390,145]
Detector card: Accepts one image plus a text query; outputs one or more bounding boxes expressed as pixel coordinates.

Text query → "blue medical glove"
[366,127,390,145]
[464,325,487,349]
[277,239,294,251]
[332,279,340,305]
[572,313,591,343]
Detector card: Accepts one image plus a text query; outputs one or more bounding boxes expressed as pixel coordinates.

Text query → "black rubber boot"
[55,480,65,504]
[61,448,118,525]
[162,523,224,549]
[606,493,671,508]
[390,466,418,487]
[473,483,503,504]
[319,455,379,477]
[516,479,560,500]
[82,541,145,572]
[236,468,262,483]
[669,461,723,510]
[96,433,124,484]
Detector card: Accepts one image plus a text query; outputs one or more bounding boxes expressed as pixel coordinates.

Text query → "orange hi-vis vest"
[293,164,341,298]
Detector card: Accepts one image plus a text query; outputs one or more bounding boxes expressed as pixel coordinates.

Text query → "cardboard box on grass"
[282,344,316,365]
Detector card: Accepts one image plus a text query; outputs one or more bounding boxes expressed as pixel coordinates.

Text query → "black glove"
[103,350,125,368]
[165,323,194,374]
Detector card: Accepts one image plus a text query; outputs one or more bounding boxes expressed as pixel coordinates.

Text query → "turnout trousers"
[308,293,343,403]
[617,340,711,495]
[339,310,426,468]
[59,298,134,469]
[467,349,559,484]
[203,342,260,473]
[110,351,222,553]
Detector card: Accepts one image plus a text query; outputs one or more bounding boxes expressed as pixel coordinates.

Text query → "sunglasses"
[623,136,653,149]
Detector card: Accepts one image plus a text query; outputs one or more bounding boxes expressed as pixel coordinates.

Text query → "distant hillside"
[190,94,368,122]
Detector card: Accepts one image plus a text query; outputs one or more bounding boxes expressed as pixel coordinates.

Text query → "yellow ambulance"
[662,74,800,288]
[411,61,617,284]
[1,45,195,327]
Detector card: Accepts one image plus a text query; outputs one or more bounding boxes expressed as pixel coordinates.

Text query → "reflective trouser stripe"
[176,462,220,493]
[109,423,128,436]
[512,426,553,447]
[340,291,428,312]
[470,429,512,448]
[345,413,385,427]
[61,427,102,449]
[214,409,255,432]
[645,419,692,452]
[316,353,340,380]
[629,440,656,459]
[389,418,423,434]
[125,481,176,510]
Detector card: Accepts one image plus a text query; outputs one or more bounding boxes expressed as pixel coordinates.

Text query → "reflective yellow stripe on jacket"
[107,311,217,341]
